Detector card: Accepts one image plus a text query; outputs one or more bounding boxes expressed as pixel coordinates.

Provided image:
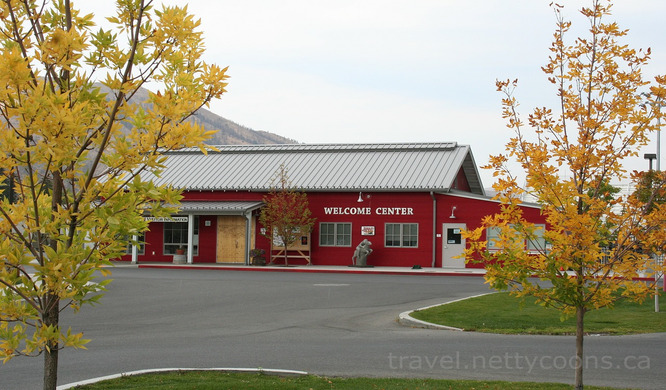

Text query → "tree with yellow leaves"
[464,1,666,389]
[0,1,228,389]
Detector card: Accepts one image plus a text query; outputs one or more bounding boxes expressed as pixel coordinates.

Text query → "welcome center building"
[120,142,546,268]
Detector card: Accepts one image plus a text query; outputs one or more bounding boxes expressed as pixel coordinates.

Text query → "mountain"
[122,86,297,146]
[191,107,297,145]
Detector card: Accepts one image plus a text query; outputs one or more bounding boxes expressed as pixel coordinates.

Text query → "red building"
[121,143,546,268]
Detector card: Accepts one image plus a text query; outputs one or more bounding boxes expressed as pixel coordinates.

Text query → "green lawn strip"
[410,291,666,335]
[71,371,626,390]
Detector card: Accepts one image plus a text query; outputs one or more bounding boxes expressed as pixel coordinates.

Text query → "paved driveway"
[1,268,664,389]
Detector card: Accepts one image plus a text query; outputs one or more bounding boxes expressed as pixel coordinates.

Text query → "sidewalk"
[112,262,662,282]
[113,261,487,277]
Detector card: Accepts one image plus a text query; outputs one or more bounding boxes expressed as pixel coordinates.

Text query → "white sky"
[81,1,666,188]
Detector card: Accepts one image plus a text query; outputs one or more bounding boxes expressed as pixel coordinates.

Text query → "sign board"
[271,229,311,251]
[270,229,312,265]
[361,226,375,236]
[145,216,188,222]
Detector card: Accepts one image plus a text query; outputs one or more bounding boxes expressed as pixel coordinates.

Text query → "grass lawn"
[410,291,666,334]
[70,371,628,390]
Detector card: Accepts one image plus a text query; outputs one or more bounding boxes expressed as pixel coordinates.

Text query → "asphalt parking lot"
[1,267,664,389]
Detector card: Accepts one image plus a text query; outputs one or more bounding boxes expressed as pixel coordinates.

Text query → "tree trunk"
[574,305,585,390]
[45,171,63,390]
[43,293,60,390]
[283,242,289,266]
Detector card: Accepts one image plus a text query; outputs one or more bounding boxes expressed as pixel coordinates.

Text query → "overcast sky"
[82,1,666,188]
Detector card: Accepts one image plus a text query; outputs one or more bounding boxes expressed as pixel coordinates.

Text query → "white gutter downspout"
[244,210,252,265]
[430,191,437,268]
[186,214,194,264]
[131,235,138,264]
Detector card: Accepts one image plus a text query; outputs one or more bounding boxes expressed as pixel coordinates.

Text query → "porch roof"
[176,201,264,215]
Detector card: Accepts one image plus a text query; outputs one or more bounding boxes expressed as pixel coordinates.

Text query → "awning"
[176,201,264,215]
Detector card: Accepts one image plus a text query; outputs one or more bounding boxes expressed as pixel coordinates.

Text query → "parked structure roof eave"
[175,200,265,215]
[443,189,543,209]
[298,187,454,193]
[460,147,485,196]
[181,186,458,193]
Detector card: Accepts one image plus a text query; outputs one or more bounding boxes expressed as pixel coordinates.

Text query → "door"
[216,215,246,263]
[442,223,466,268]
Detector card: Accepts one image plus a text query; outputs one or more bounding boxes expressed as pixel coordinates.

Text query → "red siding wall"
[126,216,218,263]
[121,189,547,268]
[437,194,544,268]
[304,192,435,267]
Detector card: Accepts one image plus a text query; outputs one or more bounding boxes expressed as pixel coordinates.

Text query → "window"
[319,222,352,246]
[164,217,199,255]
[124,233,145,255]
[527,225,546,251]
[487,224,546,252]
[486,226,503,250]
[385,223,418,248]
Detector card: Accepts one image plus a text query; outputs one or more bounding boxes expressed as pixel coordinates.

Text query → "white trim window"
[486,224,547,252]
[164,217,199,255]
[319,222,352,246]
[124,233,145,255]
[385,223,418,248]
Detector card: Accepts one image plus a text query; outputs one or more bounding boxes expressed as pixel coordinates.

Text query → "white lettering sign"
[324,207,372,215]
[144,216,188,222]
[375,207,414,215]
[323,207,414,216]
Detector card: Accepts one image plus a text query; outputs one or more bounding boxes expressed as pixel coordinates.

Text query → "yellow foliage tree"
[464,2,666,389]
[0,1,228,389]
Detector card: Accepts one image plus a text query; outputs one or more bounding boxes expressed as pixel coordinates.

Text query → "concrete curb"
[136,263,488,277]
[57,367,309,389]
[397,292,497,331]
[122,263,660,282]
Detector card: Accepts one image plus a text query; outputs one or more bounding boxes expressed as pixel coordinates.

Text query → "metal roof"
[146,143,485,194]
[177,201,264,215]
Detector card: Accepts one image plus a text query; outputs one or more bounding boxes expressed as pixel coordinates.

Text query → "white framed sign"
[144,216,188,222]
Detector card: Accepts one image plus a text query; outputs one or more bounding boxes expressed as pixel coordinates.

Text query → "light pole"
[643,153,661,312]
[657,104,664,297]
[657,114,661,172]
[641,92,662,170]
[644,153,656,171]
[641,93,664,298]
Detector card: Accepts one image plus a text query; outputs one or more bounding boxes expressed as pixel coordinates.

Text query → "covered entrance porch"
[129,201,263,264]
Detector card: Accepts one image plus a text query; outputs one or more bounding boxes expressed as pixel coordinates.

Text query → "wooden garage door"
[216,215,246,263]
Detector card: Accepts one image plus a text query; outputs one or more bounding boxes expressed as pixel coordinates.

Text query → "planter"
[173,249,186,264]
[251,256,266,266]
[250,249,266,266]
[173,247,186,263]
[172,254,186,264]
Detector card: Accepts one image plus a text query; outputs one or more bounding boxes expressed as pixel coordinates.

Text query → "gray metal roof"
[146,143,485,194]
[177,201,264,215]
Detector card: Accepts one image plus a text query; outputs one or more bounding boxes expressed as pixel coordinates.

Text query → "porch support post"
[187,214,194,264]
[244,211,252,265]
[131,235,138,264]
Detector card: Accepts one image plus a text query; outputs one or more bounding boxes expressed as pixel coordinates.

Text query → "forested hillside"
[192,107,297,145]
[128,86,297,145]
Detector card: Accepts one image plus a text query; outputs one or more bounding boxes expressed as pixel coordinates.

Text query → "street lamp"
[640,92,662,170]
[641,93,665,305]
[644,153,657,170]
[643,153,661,312]
[653,114,662,172]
